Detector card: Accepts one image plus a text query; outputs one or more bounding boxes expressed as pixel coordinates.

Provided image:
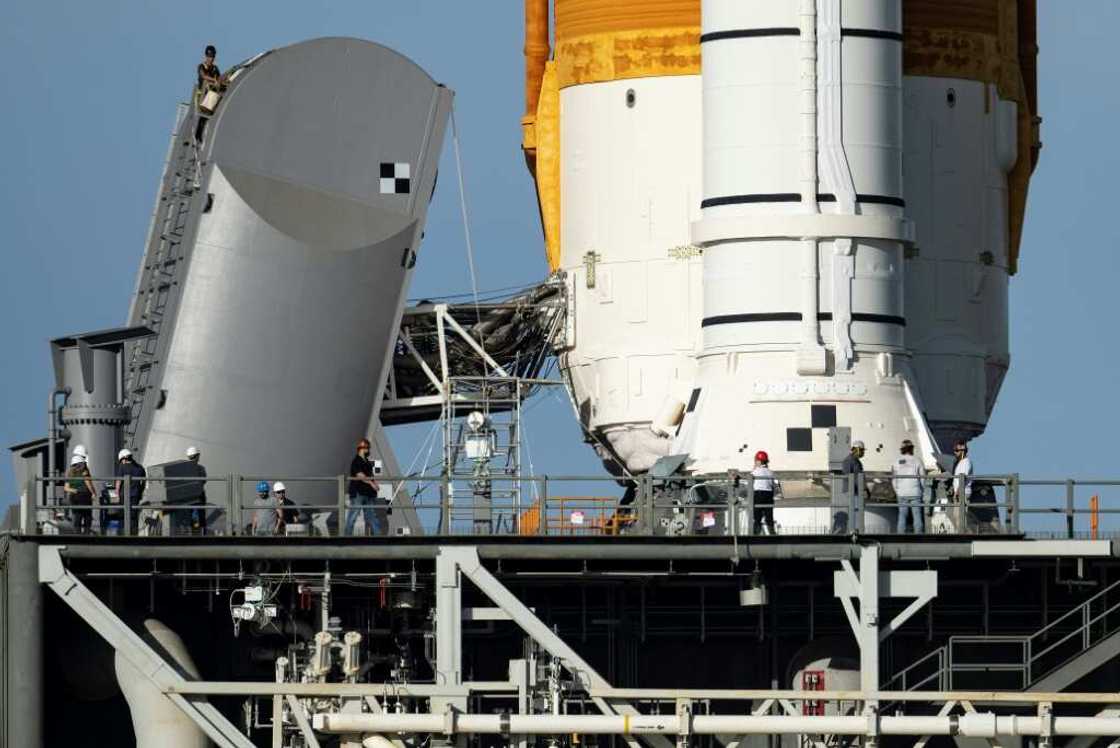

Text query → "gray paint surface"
[130,38,451,512]
[4,539,43,747]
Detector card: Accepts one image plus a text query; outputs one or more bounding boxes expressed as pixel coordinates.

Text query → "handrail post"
[746,480,755,537]
[940,647,947,692]
[539,476,549,537]
[224,472,232,530]
[1010,474,1021,534]
[643,475,654,536]
[1091,495,1100,540]
[962,479,970,535]
[730,488,738,538]
[231,474,241,536]
[947,639,953,691]
[1065,479,1075,539]
[1083,603,1091,651]
[337,474,347,538]
[123,475,132,536]
[852,474,860,536]
[440,473,451,534]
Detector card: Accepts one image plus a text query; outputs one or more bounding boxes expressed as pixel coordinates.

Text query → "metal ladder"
[884,577,1120,692]
[122,103,207,448]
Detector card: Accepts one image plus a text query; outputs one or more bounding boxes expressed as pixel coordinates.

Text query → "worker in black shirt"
[197,45,221,94]
[194,44,224,141]
[114,448,147,534]
[182,446,209,535]
[345,438,384,536]
[272,482,300,535]
[833,440,866,534]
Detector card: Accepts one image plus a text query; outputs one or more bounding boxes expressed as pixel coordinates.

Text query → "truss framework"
[36,544,1120,748]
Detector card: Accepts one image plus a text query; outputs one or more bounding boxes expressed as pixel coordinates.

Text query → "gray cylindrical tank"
[52,329,149,483]
[131,38,451,514]
[58,346,125,482]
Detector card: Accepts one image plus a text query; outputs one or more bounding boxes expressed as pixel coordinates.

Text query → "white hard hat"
[852,440,865,450]
[273,481,286,493]
[186,446,200,458]
[118,448,132,460]
[72,444,88,458]
[69,454,85,466]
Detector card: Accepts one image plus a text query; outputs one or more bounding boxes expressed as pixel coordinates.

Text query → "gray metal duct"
[127,37,452,514]
[50,327,153,482]
[114,619,209,748]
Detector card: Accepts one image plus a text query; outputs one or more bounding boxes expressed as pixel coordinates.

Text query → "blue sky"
[2,2,1117,531]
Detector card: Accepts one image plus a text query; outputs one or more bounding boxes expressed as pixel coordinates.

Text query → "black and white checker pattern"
[786,404,838,452]
[380,162,411,194]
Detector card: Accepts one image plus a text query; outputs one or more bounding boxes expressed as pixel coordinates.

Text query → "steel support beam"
[442,546,674,748]
[434,547,465,716]
[37,546,256,748]
[273,658,286,748]
[861,547,880,719]
[5,539,43,748]
[286,695,322,748]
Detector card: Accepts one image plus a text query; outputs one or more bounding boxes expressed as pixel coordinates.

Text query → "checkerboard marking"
[380,162,411,194]
[787,404,839,452]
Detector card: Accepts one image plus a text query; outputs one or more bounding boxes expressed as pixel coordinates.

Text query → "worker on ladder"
[194,44,225,142]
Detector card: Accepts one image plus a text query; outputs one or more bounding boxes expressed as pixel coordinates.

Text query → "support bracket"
[38,545,257,748]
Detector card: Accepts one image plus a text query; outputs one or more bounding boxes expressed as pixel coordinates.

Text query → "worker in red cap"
[751,450,779,535]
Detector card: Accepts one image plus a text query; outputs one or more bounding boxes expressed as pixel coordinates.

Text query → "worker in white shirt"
[751,451,779,535]
[950,440,974,502]
[892,439,926,534]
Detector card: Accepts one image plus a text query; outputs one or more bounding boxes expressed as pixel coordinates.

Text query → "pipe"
[46,387,69,508]
[313,712,1120,738]
[796,0,826,375]
[115,619,209,748]
[817,0,858,369]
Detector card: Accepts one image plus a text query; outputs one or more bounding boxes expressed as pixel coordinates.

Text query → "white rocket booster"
[674,0,938,473]
[525,0,1038,477]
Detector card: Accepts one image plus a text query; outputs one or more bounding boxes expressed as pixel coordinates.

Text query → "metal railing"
[22,469,1120,540]
[882,646,949,692]
[884,578,1120,692]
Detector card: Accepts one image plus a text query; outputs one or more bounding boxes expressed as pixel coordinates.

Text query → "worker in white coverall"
[892,439,926,534]
[950,440,974,500]
[751,451,779,535]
